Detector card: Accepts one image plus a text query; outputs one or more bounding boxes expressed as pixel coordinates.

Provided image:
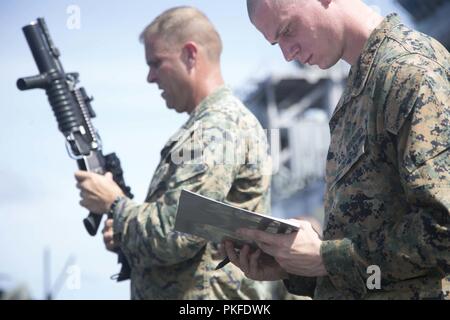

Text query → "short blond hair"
[139,6,223,63]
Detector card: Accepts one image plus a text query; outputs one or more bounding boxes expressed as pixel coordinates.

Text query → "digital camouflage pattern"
[285,14,450,299]
[111,86,272,299]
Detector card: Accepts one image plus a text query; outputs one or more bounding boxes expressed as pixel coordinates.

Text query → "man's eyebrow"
[270,24,285,46]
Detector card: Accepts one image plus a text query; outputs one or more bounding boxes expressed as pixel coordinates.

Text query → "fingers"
[74,171,101,186]
[296,220,312,229]
[217,244,227,260]
[239,245,251,274]
[295,220,320,234]
[224,241,262,279]
[240,246,267,281]
[287,219,302,228]
[248,248,262,275]
[105,172,114,180]
[74,170,91,182]
[75,178,90,193]
[105,219,114,228]
[77,171,113,182]
[79,198,87,209]
[102,219,113,233]
[237,228,282,257]
[103,229,113,242]
[224,241,240,267]
[237,228,280,246]
[103,219,116,252]
[255,240,277,257]
[78,192,93,207]
[105,239,116,251]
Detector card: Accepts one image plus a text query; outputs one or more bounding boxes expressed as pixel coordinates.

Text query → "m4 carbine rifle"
[17,17,132,281]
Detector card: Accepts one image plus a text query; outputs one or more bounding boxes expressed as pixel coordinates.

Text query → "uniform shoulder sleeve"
[376,56,447,135]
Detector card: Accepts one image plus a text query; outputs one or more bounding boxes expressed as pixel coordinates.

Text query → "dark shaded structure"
[397,0,450,49]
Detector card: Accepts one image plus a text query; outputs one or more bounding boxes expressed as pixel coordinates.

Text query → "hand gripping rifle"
[17,18,132,281]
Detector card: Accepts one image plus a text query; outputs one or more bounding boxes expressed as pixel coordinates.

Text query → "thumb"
[105,172,114,180]
[287,219,301,228]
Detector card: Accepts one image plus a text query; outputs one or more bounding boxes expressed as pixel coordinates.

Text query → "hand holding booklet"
[174,189,299,249]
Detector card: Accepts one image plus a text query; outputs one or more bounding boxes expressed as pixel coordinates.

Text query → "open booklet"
[174,189,299,248]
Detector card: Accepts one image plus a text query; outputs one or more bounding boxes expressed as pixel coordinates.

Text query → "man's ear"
[182,42,198,69]
[318,0,332,8]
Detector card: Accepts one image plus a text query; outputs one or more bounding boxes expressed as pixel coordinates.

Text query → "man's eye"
[283,27,291,37]
[149,61,161,68]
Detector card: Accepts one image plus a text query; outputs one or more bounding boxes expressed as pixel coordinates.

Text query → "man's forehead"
[145,34,163,50]
[252,0,283,44]
[145,37,170,56]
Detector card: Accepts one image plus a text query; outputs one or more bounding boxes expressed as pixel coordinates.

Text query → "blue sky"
[0,0,414,299]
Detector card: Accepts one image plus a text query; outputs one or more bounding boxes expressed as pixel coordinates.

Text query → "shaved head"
[247,0,295,23]
[246,0,260,21]
[140,6,223,63]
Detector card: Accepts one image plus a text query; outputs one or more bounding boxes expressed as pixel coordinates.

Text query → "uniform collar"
[346,13,402,100]
[188,85,231,122]
[160,85,231,159]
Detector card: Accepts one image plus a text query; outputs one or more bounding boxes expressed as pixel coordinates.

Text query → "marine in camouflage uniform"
[284,13,450,299]
[75,6,273,300]
[111,85,272,299]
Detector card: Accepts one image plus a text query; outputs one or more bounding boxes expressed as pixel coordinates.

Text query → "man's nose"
[147,69,157,83]
[279,42,298,62]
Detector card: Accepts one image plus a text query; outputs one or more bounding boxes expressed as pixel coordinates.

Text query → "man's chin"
[318,56,342,70]
[317,61,335,70]
[165,102,176,111]
[166,104,185,114]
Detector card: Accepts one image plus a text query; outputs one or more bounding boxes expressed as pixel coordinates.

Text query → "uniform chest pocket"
[327,129,367,190]
[146,163,170,199]
[169,163,209,188]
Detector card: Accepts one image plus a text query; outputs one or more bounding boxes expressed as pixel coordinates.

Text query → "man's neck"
[341,4,384,66]
[189,68,225,114]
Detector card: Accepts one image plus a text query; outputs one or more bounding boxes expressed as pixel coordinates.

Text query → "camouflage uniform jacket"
[285,14,450,299]
[112,85,272,299]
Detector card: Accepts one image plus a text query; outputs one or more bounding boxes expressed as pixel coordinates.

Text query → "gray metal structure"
[397,0,450,49]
